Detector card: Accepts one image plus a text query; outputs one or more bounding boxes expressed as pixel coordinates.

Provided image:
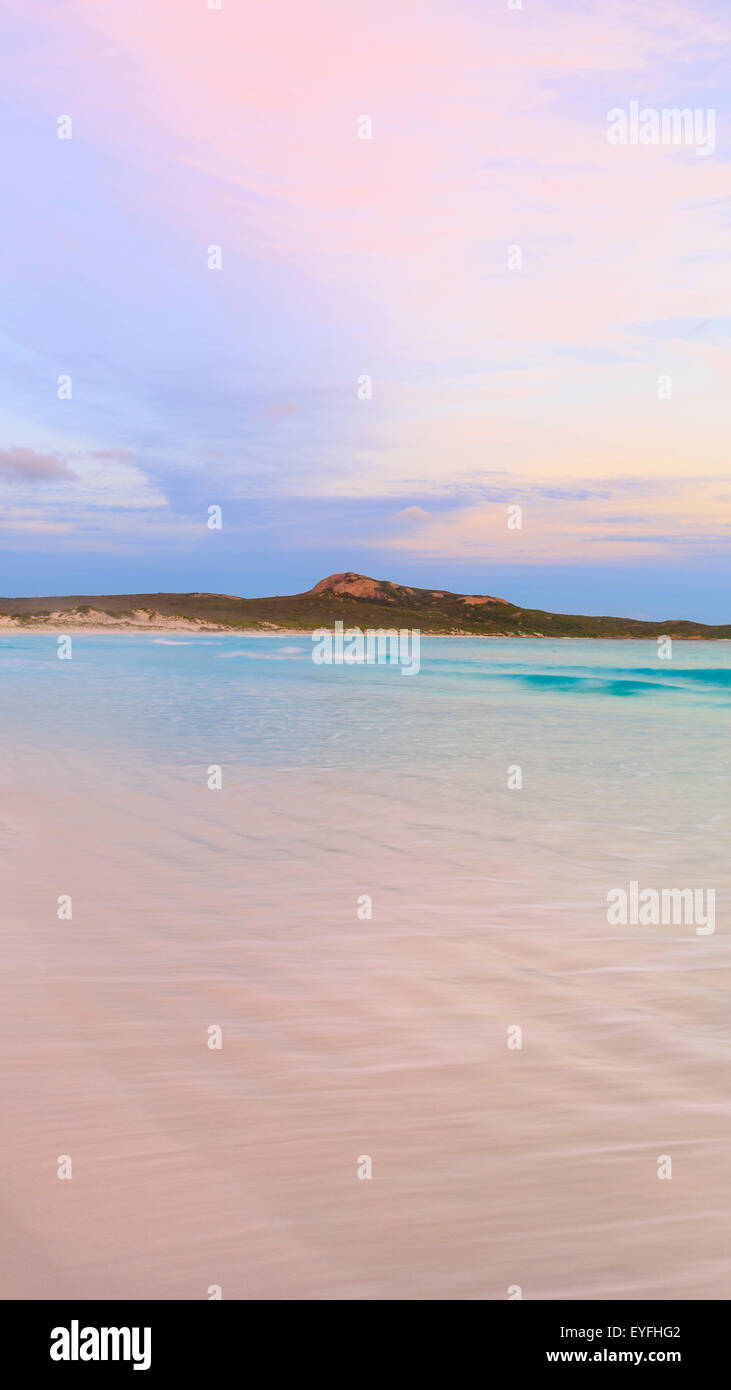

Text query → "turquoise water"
[1,637,728,867]
[1,636,729,772]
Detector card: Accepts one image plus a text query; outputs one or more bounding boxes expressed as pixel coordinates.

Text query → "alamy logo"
[312,621,420,675]
[606,880,715,935]
[50,1321,151,1371]
[607,102,715,157]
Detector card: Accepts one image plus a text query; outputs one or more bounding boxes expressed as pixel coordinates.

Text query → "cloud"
[259,403,299,423]
[88,448,137,461]
[0,519,74,534]
[626,317,731,342]
[393,505,432,522]
[378,475,731,563]
[0,447,77,482]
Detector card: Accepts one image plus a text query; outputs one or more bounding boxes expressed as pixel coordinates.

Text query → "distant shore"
[0,620,726,640]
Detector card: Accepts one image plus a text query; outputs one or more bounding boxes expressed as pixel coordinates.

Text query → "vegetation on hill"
[0,572,728,637]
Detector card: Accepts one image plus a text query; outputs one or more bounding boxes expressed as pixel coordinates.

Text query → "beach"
[1,635,729,1299]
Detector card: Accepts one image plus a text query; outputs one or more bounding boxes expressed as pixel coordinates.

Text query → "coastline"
[1,623,727,640]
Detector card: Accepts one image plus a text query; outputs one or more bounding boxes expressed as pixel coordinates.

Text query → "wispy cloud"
[0,447,77,482]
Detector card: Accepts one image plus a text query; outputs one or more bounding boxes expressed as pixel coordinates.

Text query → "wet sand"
[1,751,729,1300]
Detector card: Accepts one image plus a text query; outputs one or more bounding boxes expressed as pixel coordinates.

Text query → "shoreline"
[0,624,728,641]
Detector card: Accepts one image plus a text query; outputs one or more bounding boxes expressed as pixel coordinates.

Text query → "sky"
[1,0,730,620]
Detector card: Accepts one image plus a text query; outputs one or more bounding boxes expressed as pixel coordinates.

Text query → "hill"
[0,571,728,638]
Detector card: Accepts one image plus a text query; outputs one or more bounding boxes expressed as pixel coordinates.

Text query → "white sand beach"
[1,737,729,1301]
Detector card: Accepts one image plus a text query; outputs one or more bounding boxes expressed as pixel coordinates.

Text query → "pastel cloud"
[375,477,731,564]
[393,506,432,523]
[0,447,77,482]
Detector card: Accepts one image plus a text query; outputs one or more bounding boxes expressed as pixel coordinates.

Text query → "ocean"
[1,635,729,1298]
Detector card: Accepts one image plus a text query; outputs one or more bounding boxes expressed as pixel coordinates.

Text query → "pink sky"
[2,0,730,606]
